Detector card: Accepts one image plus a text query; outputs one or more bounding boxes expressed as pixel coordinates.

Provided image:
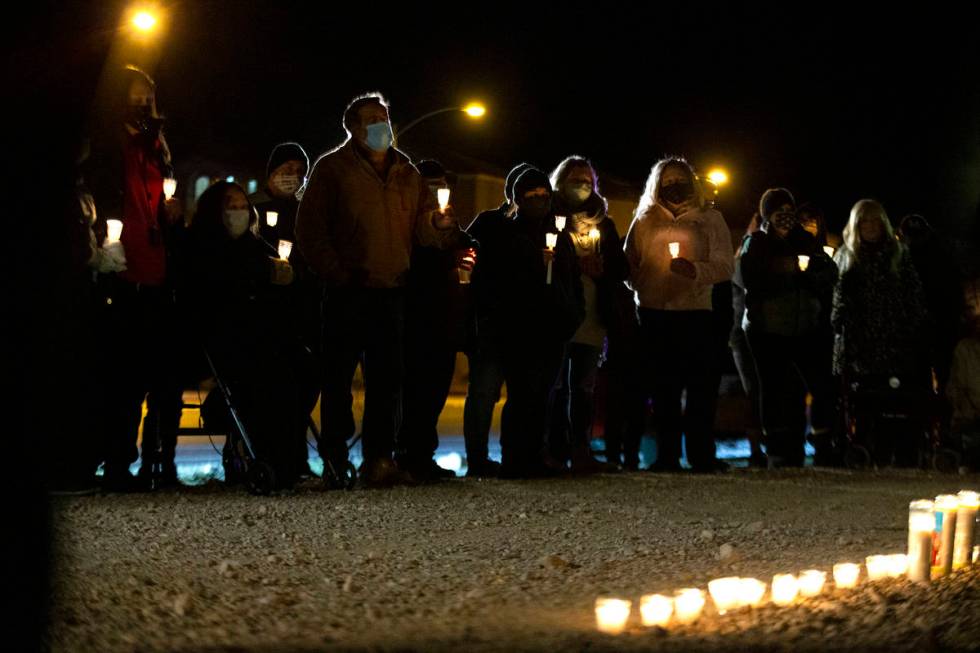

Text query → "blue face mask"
[364,121,393,152]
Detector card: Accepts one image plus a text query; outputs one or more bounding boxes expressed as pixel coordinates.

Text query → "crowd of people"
[51,67,980,493]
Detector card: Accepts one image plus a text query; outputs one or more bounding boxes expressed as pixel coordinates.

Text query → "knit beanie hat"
[266,142,309,179]
[759,188,795,221]
[512,168,551,204]
[505,162,534,202]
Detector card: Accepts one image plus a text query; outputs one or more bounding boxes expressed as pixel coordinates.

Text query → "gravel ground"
[48,468,980,652]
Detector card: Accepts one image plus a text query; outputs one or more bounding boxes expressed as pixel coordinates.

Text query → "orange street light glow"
[707,168,729,186]
[132,11,157,32]
[463,103,487,118]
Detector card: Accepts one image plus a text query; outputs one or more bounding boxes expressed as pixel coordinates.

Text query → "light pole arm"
[393,107,460,143]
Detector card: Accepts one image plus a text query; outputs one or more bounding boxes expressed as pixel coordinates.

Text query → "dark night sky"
[11,2,980,236]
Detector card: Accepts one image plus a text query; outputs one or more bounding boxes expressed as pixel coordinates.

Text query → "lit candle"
[639,594,673,627]
[554,215,567,231]
[277,239,293,261]
[545,232,558,285]
[589,227,601,254]
[668,241,680,259]
[907,500,935,583]
[934,494,958,577]
[673,588,705,624]
[106,219,124,244]
[833,563,860,589]
[973,545,978,564]
[595,598,631,634]
[770,574,799,606]
[739,578,767,608]
[886,554,908,578]
[823,245,835,257]
[797,255,810,271]
[708,577,742,614]
[266,211,279,227]
[953,490,979,569]
[865,555,891,581]
[437,187,451,212]
[163,177,177,201]
[798,570,826,597]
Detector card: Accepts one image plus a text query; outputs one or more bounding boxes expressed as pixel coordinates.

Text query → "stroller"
[840,369,959,471]
[189,347,357,495]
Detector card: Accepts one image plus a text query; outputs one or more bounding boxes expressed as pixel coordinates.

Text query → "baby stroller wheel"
[843,444,871,469]
[323,459,357,491]
[932,448,961,475]
[246,461,277,496]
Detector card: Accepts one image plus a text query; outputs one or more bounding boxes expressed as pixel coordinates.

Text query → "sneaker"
[408,458,457,482]
[570,448,620,474]
[358,457,416,489]
[466,458,501,478]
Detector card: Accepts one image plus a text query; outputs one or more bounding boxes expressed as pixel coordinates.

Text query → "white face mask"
[564,183,591,204]
[222,209,250,239]
[272,173,300,196]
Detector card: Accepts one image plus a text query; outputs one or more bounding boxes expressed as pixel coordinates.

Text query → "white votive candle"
[554,215,567,231]
[908,500,935,583]
[953,491,979,569]
[798,570,826,597]
[639,594,673,627]
[886,554,908,578]
[668,241,680,259]
[106,219,123,244]
[797,254,810,271]
[277,239,293,261]
[823,245,835,257]
[934,494,958,576]
[865,555,891,581]
[595,598,631,634]
[437,187,451,211]
[771,574,799,606]
[266,211,278,227]
[708,577,742,614]
[739,578,767,608]
[833,563,860,589]
[673,588,705,624]
[163,177,177,200]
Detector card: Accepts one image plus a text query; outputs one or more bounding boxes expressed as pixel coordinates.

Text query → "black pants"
[397,315,458,464]
[319,288,405,466]
[548,342,602,462]
[98,281,183,476]
[747,330,834,466]
[500,339,566,475]
[638,309,718,470]
[462,332,506,464]
[601,344,645,468]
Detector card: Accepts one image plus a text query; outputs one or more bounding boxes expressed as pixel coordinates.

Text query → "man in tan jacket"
[296,92,458,487]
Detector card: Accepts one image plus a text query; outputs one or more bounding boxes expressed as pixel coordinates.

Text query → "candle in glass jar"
[106,219,124,244]
[798,570,826,597]
[277,239,293,261]
[163,177,177,201]
[545,233,558,285]
[934,494,958,576]
[886,554,908,578]
[554,215,567,231]
[953,490,979,569]
[668,241,680,259]
[771,574,799,606]
[708,577,742,614]
[797,255,810,271]
[865,555,891,581]
[908,500,935,582]
[437,187,451,211]
[595,598,631,634]
[739,578,767,607]
[673,588,705,624]
[639,594,673,627]
[833,563,860,589]
[266,211,279,227]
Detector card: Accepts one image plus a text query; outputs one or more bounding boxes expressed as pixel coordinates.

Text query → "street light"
[132,10,157,32]
[394,102,488,145]
[707,168,729,186]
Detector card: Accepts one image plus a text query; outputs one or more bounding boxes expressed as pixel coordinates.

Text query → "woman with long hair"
[832,199,930,465]
[624,157,734,472]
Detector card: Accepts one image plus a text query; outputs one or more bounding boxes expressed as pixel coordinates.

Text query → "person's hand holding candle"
[669,257,696,279]
[433,205,456,230]
[270,257,294,285]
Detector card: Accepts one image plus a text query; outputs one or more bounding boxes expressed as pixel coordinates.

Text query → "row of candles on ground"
[595,490,979,634]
